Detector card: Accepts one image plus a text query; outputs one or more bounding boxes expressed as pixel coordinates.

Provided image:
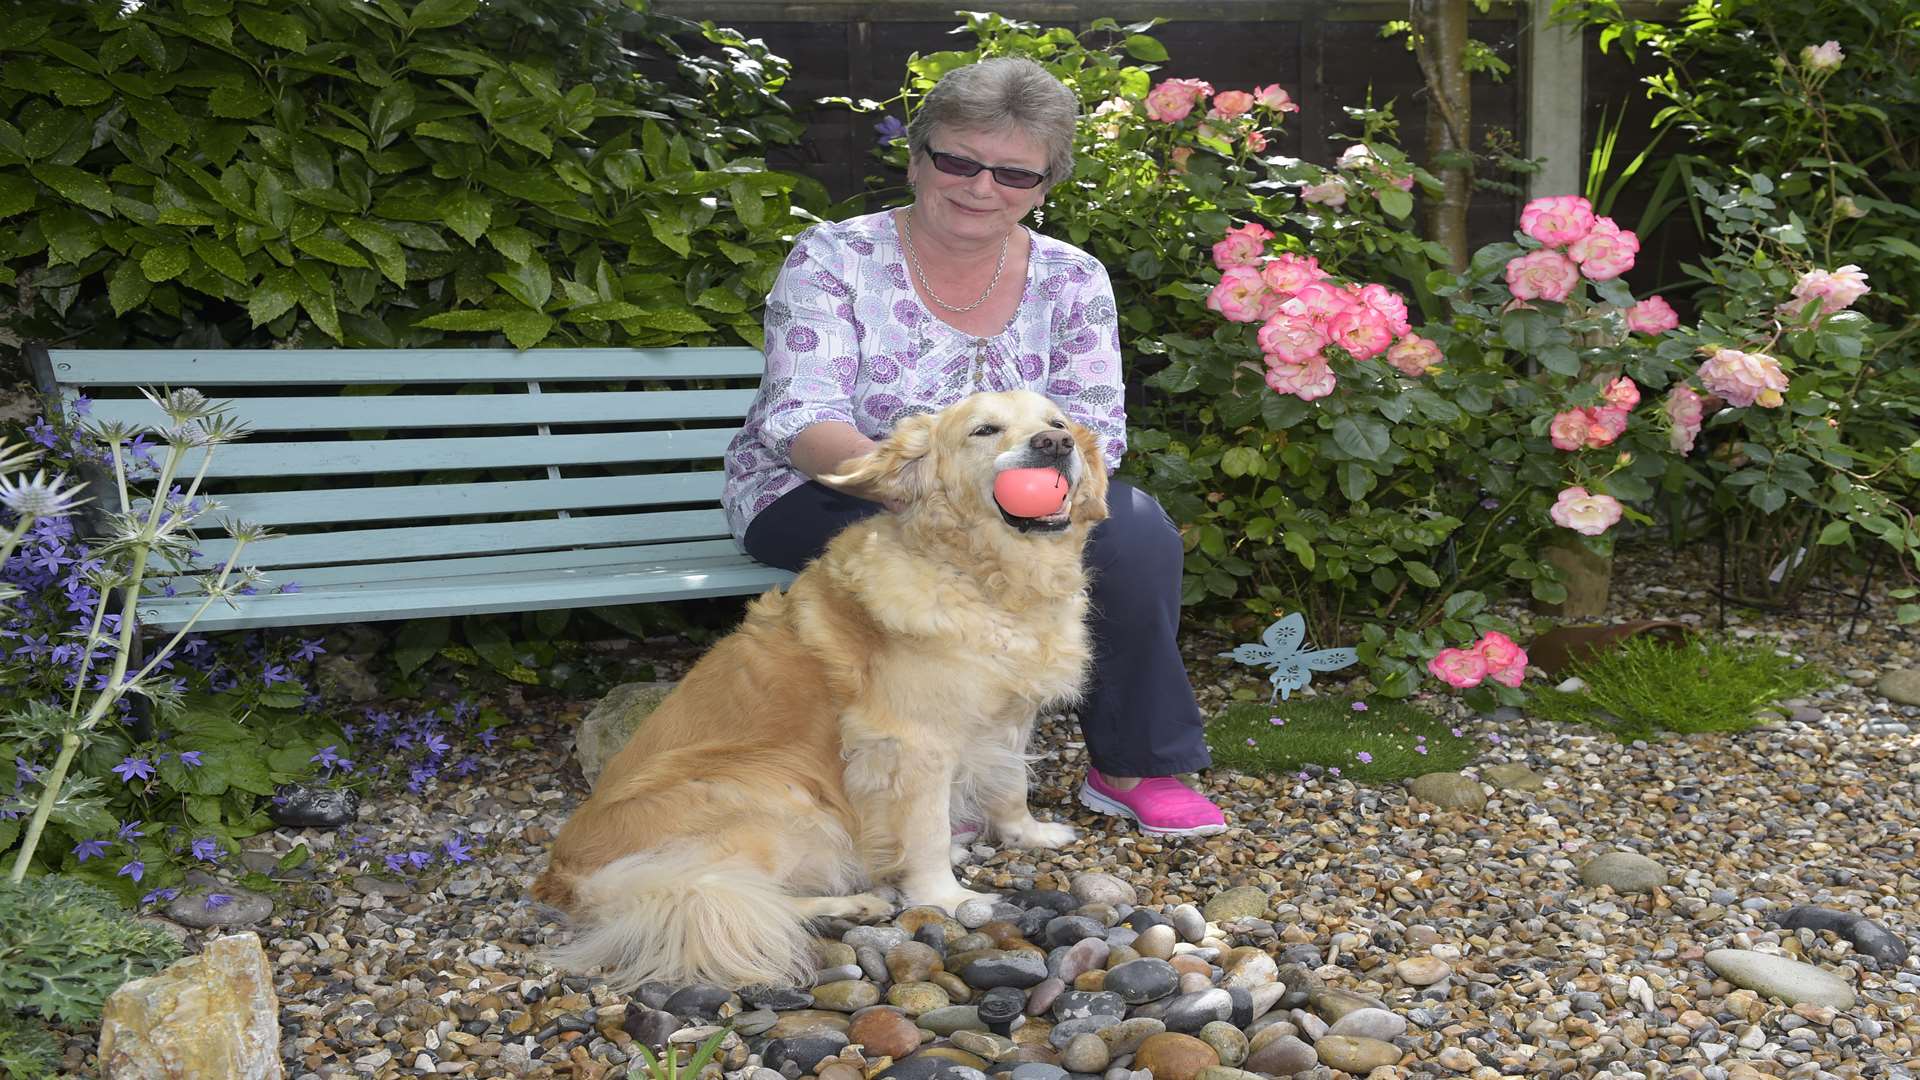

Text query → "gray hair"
[906,57,1078,186]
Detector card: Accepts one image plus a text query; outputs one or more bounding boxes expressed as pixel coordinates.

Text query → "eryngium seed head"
[0,470,88,519]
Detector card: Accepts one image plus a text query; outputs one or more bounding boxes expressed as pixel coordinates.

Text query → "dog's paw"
[912,887,999,914]
[950,841,971,867]
[997,818,1078,850]
[840,892,896,922]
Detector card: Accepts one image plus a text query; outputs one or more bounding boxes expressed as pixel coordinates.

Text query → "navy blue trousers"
[741,478,1212,777]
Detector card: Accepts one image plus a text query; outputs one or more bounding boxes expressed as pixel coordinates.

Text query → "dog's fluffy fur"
[531,391,1109,989]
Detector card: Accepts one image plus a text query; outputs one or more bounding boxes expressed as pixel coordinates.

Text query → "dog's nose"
[1029,429,1074,458]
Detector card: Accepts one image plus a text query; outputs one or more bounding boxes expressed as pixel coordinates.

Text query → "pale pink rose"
[1385,334,1443,377]
[1473,631,1529,687]
[1625,295,1680,334]
[1665,385,1704,454]
[1205,266,1269,324]
[1505,249,1580,303]
[1253,84,1299,113]
[1287,281,1356,326]
[1550,486,1625,536]
[1169,146,1193,173]
[1244,130,1269,154]
[1801,40,1844,71]
[1428,647,1489,689]
[1337,143,1378,171]
[1697,348,1789,408]
[1209,89,1255,119]
[1548,408,1592,451]
[1258,315,1328,364]
[1568,217,1640,281]
[1356,283,1412,336]
[1264,356,1337,401]
[1144,78,1212,122]
[1602,377,1641,411]
[1259,252,1325,296]
[1301,177,1348,208]
[1520,195,1596,248]
[1327,306,1394,361]
[1787,264,1871,317]
[1211,222,1274,270]
[1582,406,1629,447]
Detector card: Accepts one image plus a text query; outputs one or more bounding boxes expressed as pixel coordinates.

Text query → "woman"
[721,57,1224,838]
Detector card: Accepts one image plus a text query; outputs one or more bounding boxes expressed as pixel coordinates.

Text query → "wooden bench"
[24,344,793,633]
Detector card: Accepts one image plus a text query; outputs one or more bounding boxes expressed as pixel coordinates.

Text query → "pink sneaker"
[1078,773,1226,837]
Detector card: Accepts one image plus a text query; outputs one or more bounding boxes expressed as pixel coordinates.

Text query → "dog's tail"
[543,847,814,990]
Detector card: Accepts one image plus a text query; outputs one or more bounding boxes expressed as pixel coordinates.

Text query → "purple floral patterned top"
[721,210,1128,541]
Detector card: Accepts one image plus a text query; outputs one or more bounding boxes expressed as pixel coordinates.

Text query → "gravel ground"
[63,544,1920,1079]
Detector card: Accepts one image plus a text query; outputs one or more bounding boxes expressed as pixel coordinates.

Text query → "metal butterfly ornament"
[1222,613,1359,703]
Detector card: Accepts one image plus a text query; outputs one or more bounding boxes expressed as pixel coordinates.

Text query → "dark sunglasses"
[924,148,1047,190]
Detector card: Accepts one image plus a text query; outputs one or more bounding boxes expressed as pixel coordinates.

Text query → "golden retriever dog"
[531,390,1109,989]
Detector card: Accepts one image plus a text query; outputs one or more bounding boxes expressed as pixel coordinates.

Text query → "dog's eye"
[1049,420,1067,430]
[970,424,1002,437]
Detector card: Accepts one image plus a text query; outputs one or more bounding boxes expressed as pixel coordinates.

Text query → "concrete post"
[1524,0,1585,200]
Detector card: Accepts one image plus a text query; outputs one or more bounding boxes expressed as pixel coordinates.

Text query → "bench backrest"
[24,345,766,584]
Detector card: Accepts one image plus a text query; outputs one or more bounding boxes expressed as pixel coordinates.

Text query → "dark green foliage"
[0,875,183,1026]
[0,0,823,350]
[1207,696,1477,781]
[1524,633,1830,741]
[0,1011,61,1080]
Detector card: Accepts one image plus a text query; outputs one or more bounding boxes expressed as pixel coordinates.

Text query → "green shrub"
[0,0,822,350]
[1525,633,1830,740]
[1207,697,1476,781]
[0,875,183,1025]
[0,1010,61,1080]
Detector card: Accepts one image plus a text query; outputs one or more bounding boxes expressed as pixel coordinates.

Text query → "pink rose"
[1428,648,1489,689]
[1257,315,1328,364]
[1259,253,1325,296]
[1548,408,1592,451]
[1244,130,1269,154]
[1301,177,1348,209]
[1801,40,1844,71]
[1520,195,1597,248]
[1385,334,1443,377]
[1337,143,1377,171]
[1581,406,1629,447]
[1625,295,1680,334]
[1786,264,1871,318]
[1264,356,1337,400]
[1665,385,1704,454]
[1356,283,1412,336]
[1326,306,1394,361]
[1144,78,1212,123]
[1169,146,1193,173]
[1253,84,1299,113]
[1569,217,1639,281]
[1697,348,1789,408]
[1205,266,1269,324]
[1472,631,1528,687]
[1505,249,1581,303]
[1212,222,1273,270]
[1286,281,1355,326]
[1602,377,1640,411]
[1550,486,1624,536]
[1209,89,1255,119]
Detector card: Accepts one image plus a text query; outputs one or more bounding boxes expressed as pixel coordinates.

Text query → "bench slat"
[45,347,768,385]
[156,472,726,527]
[89,388,761,432]
[189,508,733,568]
[137,553,791,631]
[157,539,754,591]
[179,427,737,478]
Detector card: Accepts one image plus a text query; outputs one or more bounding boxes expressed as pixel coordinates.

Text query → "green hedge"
[0,0,826,351]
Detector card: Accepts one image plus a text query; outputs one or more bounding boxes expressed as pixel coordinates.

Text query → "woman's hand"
[792,422,905,511]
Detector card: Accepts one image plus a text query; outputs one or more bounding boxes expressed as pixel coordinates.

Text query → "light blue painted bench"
[24,345,793,633]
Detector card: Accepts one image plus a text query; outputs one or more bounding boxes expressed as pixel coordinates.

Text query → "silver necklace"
[899,209,1009,314]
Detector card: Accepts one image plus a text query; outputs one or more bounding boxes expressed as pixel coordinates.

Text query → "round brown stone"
[847,1008,921,1059]
[976,921,1030,949]
[886,942,944,983]
[1133,1033,1220,1080]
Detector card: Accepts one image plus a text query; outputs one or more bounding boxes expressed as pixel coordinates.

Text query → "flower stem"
[8,731,80,883]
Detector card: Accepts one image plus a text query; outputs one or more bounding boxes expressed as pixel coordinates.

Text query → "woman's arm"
[1050,256,1129,473]
[789,421,878,480]
[754,228,869,469]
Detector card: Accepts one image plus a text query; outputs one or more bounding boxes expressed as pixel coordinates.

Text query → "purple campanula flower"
[874,115,907,144]
[310,745,345,770]
[385,853,408,873]
[443,836,473,863]
[261,663,293,686]
[476,729,498,749]
[291,638,326,663]
[406,850,431,870]
[177,750,203,767]
[203,892,233,911]
[117,820,146,842]
[117,859,144,883]
[141,886,179,905]
[422,732,449,757]
[112,756,155,783]
[190,837,221,861]
[72,838,110,862]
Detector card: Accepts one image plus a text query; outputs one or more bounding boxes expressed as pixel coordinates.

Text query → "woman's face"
[907,126,1052,246]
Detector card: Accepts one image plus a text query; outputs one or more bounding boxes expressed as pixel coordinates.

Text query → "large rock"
[1877,669,1920,706]
[1202,886,1270,923]
[1405,772,1487,812]
[1704,949,1857,1010]
[1779,906,1910,965]
[574,681,676,785]
[1579,851,1667,894]
[98,932,282,1079]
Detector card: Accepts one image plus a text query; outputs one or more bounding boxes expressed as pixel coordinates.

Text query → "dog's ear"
[1068,422,1111,525]
[819,413,936,507]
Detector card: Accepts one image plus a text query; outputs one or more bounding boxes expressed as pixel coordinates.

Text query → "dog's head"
[822,391,1110,536]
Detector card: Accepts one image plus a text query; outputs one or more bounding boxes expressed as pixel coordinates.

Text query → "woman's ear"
[1068,422,1111,525]
[819,413,936,507]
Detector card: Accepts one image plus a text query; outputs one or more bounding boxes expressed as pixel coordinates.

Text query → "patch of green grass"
[1207,696,1478,782]
[1525,633,1829,741]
